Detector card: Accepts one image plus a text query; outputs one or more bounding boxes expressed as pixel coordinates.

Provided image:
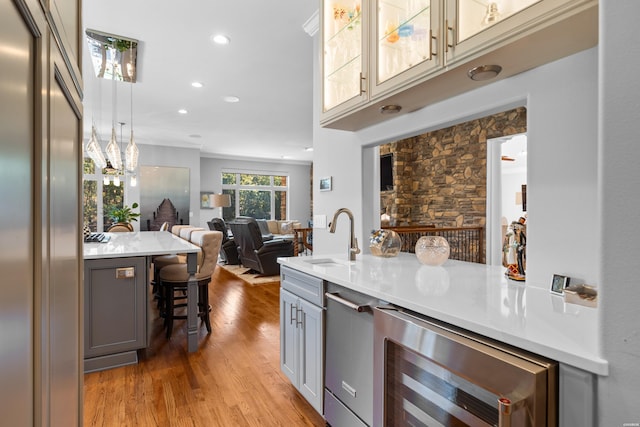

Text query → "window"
[221,172,288,222]
[83,158,124,231]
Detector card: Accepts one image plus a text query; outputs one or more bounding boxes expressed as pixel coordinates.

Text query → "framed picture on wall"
[319,176,332,192]
[200,192,213,209]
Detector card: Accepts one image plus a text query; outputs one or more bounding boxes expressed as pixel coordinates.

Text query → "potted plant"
[108,202,141,231]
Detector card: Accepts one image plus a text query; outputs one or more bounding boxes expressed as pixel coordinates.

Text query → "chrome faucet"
[329,208,360,261]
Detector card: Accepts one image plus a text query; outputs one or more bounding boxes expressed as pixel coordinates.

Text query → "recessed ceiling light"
[191,82,204,88]
[178,109,188,114]
[281,155,292,159]
[223,96,240,103]
[304,147,314,152]
[211,34,230,45]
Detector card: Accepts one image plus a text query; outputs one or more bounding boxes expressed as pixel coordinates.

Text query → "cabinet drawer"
[281,266,325,306]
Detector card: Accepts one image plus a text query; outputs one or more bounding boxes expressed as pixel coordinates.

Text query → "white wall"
[199,156,312,229]
[500,135,528,224]
[126,143,201,230]
[313,43,599,290]
[598,1,640,424]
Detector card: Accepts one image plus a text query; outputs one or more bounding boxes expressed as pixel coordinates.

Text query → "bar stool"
[152,225,199,309]
[159,230,222,338]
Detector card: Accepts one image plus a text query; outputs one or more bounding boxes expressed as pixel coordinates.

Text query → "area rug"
[219,263,280,286]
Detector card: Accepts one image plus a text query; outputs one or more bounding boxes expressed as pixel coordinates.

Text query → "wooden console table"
[293,227,313,256]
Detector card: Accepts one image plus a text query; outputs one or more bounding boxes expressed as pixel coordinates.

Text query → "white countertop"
[83,231,200,260]
[279,253,608,376]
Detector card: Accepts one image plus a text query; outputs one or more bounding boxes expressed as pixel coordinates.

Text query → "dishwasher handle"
[325,292,371,312]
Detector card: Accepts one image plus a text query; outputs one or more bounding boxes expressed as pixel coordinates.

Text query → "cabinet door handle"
[429,29,436,59]
[296,308,304,327]
[359,72,366,95]
[290,304,297,325]
[446,20,454,52]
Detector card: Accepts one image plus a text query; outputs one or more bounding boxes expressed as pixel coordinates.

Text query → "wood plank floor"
[83,266,326,427]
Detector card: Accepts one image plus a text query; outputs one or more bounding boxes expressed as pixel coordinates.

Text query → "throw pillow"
[267,220,279,235]
[279,221,293,234]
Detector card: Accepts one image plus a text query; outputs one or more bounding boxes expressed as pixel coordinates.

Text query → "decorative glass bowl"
[369,229,401,257]
[415,236,450,266]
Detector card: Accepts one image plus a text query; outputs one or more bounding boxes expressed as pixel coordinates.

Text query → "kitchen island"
[279,253,607,426]
[83,231,200,372]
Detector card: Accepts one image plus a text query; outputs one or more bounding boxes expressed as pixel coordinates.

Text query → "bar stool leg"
[199,282,212,334]
[165,283,174,339]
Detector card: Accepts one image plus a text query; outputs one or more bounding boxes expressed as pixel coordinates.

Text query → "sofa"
[228,217,294,275]
[255,219,302,241]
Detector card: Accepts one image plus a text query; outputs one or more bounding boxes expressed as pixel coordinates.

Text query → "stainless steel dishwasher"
[324,282,378,427]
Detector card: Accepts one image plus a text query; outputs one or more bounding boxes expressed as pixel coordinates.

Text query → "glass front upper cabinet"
[445,0,590,65]
[375,0,440,93]
[457,0,541,43]
[322,1,368,117]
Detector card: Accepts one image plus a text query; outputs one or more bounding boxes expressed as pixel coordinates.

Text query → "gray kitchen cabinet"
[84,256,148,372]
[280,266,325,415]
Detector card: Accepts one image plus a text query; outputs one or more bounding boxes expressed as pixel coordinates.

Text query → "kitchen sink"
[303,258,347,267]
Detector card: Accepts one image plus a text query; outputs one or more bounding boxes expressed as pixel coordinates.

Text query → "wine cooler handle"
[498,396,525,427]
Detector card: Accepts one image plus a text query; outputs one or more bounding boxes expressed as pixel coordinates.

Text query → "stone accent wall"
[380,107,527,228]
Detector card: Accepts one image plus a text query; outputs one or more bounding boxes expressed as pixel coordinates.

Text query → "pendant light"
[105,58,123,171]
[105,127,123,171]
[86,68,107,169]
[125,81,139,172]
[86,124,107,169]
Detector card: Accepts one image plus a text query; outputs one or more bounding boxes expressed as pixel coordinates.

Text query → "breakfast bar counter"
[83,231,200,372]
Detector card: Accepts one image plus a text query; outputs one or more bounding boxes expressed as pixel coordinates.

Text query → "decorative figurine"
[503,216,526,281]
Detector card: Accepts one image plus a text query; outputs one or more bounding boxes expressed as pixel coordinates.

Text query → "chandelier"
[84,29,139,186]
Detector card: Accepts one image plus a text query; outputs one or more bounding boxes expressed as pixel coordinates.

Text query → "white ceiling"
[82,1,318,164]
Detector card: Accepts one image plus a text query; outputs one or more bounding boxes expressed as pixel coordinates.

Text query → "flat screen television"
[380,154,393,191]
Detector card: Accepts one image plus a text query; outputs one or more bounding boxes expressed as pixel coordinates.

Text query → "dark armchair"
[228,217,294,276]
[207,218,240,265]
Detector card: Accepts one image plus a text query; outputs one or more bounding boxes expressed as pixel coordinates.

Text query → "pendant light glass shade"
[125,130,139,172]
[113,174,121,187]
[105,127,123,171]
[86,125,107,169]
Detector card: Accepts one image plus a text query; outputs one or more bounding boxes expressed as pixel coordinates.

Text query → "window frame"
[221,170,289,221]
[82,157,125,231]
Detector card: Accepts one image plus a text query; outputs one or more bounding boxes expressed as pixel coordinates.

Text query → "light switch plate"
[314,214,327,229]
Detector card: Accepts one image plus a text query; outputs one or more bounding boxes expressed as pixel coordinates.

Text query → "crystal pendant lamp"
[125,79,139,172]
[86,125,107,169]
[105,126,123,171]
[125,130,138,171]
